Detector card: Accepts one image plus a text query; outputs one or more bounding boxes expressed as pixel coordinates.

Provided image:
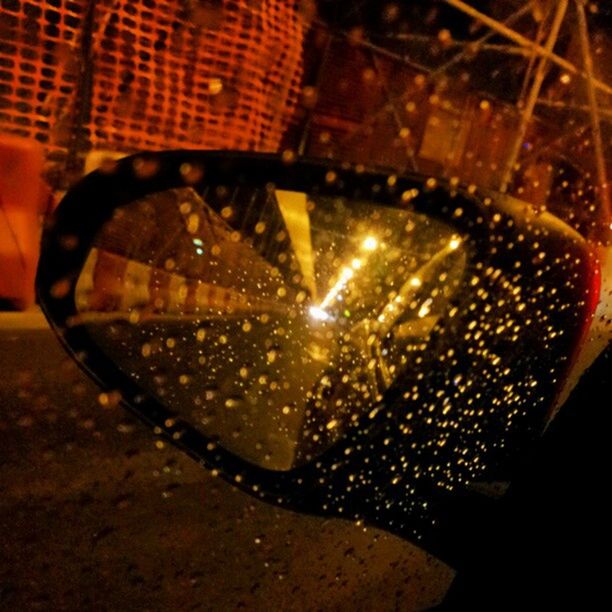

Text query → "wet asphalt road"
[0,318,453,611]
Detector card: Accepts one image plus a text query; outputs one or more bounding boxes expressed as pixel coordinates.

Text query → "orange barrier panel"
[0,134,47,309]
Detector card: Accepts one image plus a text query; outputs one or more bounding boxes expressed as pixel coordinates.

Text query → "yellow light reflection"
[309,236,378,321]
[320,266,354,310]
[362,236,378,251]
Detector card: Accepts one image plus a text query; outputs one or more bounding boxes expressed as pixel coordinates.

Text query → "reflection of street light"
[449,236,461,250]
[362,236,378,251]
[309,236,378,322]
[309,305,333,321]
[320,267,354,310]
[409,277,422,288]
[418,298,433,318]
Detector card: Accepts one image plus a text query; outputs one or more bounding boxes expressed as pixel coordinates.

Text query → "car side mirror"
[37,151,598,565]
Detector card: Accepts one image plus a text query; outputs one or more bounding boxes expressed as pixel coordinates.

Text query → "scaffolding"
[297,0,611,237]
[0,0,610,233]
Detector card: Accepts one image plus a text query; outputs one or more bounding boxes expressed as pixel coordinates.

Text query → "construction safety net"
[0,0,305,156]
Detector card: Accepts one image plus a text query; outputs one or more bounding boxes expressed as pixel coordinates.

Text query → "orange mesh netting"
[0,0,305,156]
[0,0,84,155]
[89,0,304,151]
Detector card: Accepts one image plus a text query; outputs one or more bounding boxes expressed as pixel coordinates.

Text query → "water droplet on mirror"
[50,278,71,299]
[132,157,159,179]
[179,163,204,184]
[225,396,244,410]
[187,213,200,234]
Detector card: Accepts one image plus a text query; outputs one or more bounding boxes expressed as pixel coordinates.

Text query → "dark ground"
[0,319,453,611]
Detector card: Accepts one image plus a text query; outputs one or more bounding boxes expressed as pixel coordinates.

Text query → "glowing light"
[319,266,354,310]
[310,238,377,319]
[409,277,422,288]
[362,236,378,251]
[418,298,433,318]
[196,248,204,255]
[449,236,462,250]
[193,238,203,246]
[309,306,333,321]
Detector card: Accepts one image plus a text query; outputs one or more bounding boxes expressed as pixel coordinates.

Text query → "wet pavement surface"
[0,320,453,611]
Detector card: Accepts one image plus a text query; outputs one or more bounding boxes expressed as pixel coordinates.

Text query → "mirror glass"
[74,185,467,470]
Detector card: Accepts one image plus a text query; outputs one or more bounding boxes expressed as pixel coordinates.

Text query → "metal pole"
[517,3,550,105]
[574,0,611,228]
[535,99,612,120]
[499,0,569,193]
[65,0,97,185]
[443,0,612,98]
[430,1,535,77]
[297,34,333,156]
